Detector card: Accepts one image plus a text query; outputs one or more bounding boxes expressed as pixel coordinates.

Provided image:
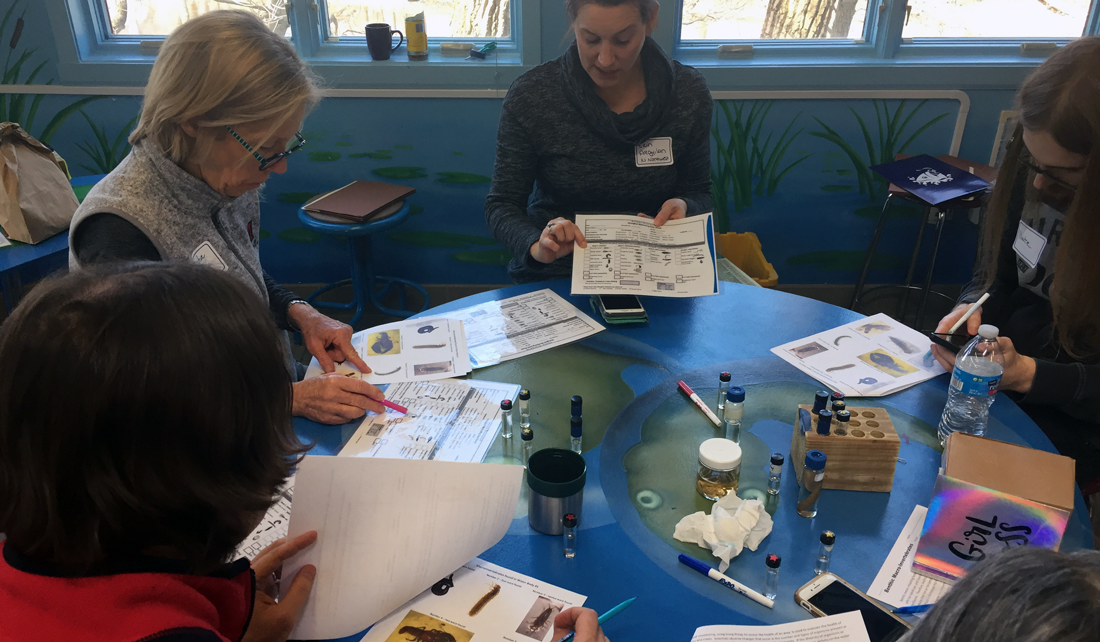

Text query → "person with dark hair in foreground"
[0,262,605,642]
[903,547,1100,642]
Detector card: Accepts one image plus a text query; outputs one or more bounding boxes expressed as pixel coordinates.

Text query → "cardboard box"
[943,432,1076,515]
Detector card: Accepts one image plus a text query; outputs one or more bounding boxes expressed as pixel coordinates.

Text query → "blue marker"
[555,597,635,642]
[895,603,935,615]
[678,554,775,608]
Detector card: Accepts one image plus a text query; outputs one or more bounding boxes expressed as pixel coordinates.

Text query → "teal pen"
[555,597,636,642]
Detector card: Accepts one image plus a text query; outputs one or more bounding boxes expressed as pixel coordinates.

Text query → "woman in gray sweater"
[486,0,713,283]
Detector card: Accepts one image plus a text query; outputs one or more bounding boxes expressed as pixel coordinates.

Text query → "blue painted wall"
[4,0,1028,286]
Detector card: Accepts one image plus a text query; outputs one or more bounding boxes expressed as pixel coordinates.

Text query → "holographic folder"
[912,475,1071,583]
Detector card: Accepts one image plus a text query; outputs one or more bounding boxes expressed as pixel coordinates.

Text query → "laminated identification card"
[635,137,673,166]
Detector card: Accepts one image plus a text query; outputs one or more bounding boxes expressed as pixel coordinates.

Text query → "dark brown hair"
[979,36,1100,358]
[0,262,305,574]
[564,0,658,23]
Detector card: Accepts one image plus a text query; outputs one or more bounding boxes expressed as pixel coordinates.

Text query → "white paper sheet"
[441,289,604,368]
[691,611,870,642]
[361,558,586,642]
[0,232,11,248]
[233,478,294,560]
[571,213,719,297]
[282,455,524,640]
[770,313,945,397]
[304,317,470,384]
[867,505,952,609]
[340,378,521,462]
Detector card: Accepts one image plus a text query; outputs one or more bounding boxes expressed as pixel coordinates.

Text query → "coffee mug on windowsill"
[366,23,404,60]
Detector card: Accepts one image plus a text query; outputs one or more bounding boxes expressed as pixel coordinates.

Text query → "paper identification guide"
[691,611,870,642]
[361,558,586,642]
[571,213,718,297]
[233,478,293,560]
[304,317,470,384]
[441,289,604,368]
[866,506,952,609]
[283,455,524,640]
[340,378,521,462]
[771,313,946,397]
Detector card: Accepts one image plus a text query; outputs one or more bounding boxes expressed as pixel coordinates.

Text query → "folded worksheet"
[361,558,586,642]
[304,317,470,384]
[441,289,604,368]
[340,378,521,462]
[282,455,524,640]
[571,213,718,297]
[771,313,946,397]
[691,611,870,641]
[867,505,951,609]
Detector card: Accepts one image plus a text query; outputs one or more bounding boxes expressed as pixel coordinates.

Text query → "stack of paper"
[691,611,870,642]
[304,317,470,384]
[771,313,945,397]
[866,506,952,609]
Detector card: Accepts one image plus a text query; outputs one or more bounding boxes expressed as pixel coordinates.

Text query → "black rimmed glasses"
[224,125,306,171]
[1014,138,1082,191]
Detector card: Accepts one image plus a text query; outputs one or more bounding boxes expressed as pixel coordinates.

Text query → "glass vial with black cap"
[500,399,513,440]
[815,530,835,575]
[562,513,578,558]
[518,389,531,429]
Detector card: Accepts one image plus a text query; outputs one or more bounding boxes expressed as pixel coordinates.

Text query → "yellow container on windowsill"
[717,231,778,288]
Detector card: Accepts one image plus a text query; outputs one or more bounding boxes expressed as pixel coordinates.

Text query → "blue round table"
[295,280,1093,641]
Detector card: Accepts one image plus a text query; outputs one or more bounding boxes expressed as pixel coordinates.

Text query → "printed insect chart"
[771,313,945,397]
[360,558,586,642]
[233,479,293,560]
[570,213,718,297]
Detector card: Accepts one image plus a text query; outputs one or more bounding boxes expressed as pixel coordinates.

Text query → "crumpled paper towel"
[672,492,773,572]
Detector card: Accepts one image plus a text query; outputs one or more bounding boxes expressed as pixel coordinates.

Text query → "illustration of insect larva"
[528,606,555,632]
[375,367,401,376]
[826,364,855,372]
[468,583,501,616]
[413,343,447,349]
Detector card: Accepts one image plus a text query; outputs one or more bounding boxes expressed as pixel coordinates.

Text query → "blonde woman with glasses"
[68,10,385,425]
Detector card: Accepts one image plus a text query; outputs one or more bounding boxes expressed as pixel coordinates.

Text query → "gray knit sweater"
[485,38,713,283]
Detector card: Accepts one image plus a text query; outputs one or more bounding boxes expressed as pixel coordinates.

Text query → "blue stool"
[297,202,429,325]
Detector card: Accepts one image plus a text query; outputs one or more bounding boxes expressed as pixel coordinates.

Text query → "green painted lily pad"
[277,192,320,205]
[450,248,512,265]
[302,130,326,141]
[258,229,271,240]
[308,151,341,162]
[277,227,324,244]
[821,184,854,192]
[373,166,427,179]
[835,169,853,176]
[377,149,393,153]
[452,151,464,155]
[787,250,906,271]
[437,172,491,185]
[409,204,424,215]
[388,231,499,248]
[349,152,392,159]
[334,141,352,147]
[394,144,413,150]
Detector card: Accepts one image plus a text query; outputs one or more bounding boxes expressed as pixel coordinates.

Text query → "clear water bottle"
[938,324,1005,443]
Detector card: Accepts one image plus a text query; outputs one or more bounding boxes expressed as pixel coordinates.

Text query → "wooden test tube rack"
[790,404,900,493]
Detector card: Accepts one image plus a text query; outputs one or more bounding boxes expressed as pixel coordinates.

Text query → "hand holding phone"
[794,573,911,642]
[928,331,971,354]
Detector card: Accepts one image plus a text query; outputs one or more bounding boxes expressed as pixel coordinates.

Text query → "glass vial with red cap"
[717,372,732,412]
[764,553,781,600]
[562,513,578,558]
[499,399,513,440]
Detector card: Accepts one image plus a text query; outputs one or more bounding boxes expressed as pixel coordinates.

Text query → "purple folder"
[870,154,991,206]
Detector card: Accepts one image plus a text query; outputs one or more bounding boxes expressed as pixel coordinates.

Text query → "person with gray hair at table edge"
[67,10,384,425]
[902,546,1100,642]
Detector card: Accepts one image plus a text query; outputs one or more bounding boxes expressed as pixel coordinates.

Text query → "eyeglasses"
[224,125,306,171]
[1014,140,1082,191]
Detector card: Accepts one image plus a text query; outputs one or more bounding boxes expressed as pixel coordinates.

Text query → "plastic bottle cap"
[500,399,512,410]
[813,391,829,412]
[978,324,999,339]
[836,409,851,422]
[571,395,583,417]
[563,513,578,528]
[821,530,835,545]
[832,400,846,412]
[521,428,533,441]
[719,372,731,382]
[519,389,531,400]
[816,409,833,435]
[699,438,742,470]
[805,449,827,471]
[770,452,785,466]
[766,553,781,568]
[570,416,582,437]
[726,386,745,402]
[831,392,845,402]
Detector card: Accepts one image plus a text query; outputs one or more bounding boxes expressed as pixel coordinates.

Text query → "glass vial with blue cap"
[562,513,578,558]
[815,530,835,574]
[518,389,531,429]
[763,553,781,600]
[521,427,534,467]
[570,416,582,454]
[499,399,513,440]
[717,372,731,412]
[816,409,833,436]
[797,450,827,518]
[723,386,745,443]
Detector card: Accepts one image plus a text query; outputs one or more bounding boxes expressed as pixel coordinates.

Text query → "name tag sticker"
[635,137,673,167]
[1012,220,1046,269]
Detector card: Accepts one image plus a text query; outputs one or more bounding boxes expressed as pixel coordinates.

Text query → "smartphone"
[928,331,972,354]
[597,294,646,318]
[794,573,911,642]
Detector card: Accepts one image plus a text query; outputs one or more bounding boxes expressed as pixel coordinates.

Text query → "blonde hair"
[130,11,321,166]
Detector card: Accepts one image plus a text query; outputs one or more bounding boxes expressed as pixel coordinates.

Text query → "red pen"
[381,399,408,414]
[678,380,722,427]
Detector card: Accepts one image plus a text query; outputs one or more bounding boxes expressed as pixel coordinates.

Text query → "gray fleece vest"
[69,139,296,376]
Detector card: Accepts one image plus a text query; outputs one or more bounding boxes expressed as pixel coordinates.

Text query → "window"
[680,0,870,41]
[902,0,1091,39]
[101,0,291,37]
[322,0,511,39]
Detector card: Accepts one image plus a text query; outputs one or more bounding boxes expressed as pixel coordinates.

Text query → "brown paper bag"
[0,122,79,244]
